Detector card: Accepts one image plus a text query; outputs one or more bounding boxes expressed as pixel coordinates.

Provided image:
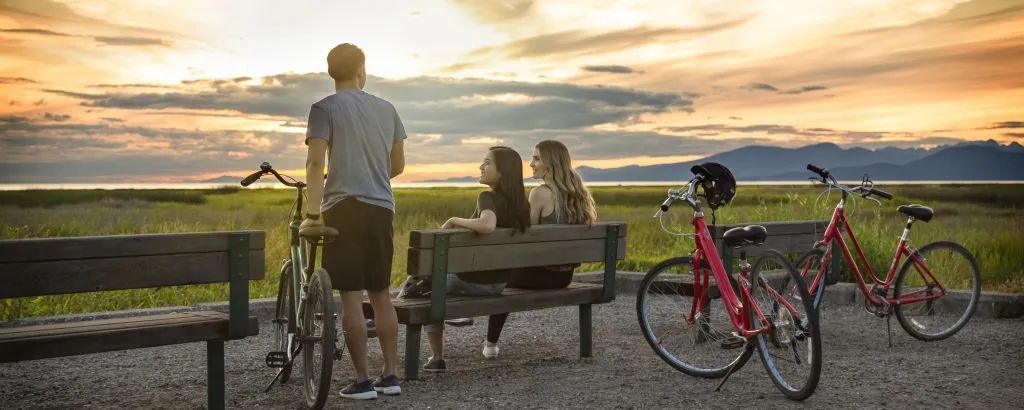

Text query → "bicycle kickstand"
[885,314,893,348]
[263,344,303,393]
[715,344,753,392]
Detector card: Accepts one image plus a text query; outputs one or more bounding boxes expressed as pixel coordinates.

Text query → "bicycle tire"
[750,249,822,401]
[637,256,752,378]
[893,241,981,341]
[274,262,295,383]
[302,268,335,409]
[792,248,832,311]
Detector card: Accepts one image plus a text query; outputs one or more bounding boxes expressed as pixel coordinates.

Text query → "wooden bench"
[711,220,836,280]
[366,222,627,379]
[0,231,265,410]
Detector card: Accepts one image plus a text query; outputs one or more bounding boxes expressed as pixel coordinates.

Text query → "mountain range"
[574,140,1024,182]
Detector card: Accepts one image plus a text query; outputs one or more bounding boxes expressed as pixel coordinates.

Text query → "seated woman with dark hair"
[419,146,531,372]
[482,139,597,360]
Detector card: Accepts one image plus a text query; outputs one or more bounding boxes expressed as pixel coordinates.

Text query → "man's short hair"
[327,43,365,81]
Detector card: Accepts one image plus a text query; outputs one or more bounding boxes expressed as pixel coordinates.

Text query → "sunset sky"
[1,0,1022,182]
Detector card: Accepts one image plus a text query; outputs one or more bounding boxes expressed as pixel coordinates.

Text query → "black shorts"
[322,198,394,291]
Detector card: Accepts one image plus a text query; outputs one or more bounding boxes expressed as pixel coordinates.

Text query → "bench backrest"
[709,220,827,259]
[709,220,838,282]
[407,222,627,278]
[408,222,627,323]
[0,231,265,298]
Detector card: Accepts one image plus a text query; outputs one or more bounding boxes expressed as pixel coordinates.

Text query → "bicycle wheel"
[302,268,335,409]
[894,241,981,341]
[274,262,296,383]
[637,257,752,378]
[749,250,821,401]
[793,248,833,308]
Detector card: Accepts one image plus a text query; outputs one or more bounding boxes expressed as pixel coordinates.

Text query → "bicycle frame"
[673,185,800,338]
[804,195,949,308]
[284,183,323,357]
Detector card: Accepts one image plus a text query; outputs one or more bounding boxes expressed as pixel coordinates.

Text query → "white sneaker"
[482,342,499,359]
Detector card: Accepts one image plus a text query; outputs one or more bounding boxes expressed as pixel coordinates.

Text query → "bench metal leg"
[404,324,422,380]
[207,340,225,410]
[579,304,593,358]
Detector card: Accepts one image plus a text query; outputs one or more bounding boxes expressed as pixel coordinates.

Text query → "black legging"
[486,267,574,343]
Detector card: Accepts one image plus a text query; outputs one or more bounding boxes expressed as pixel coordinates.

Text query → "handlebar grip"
[240,171,263,187]
[660,197,674,212]
[807,163,828,177]
[869,188,893,200]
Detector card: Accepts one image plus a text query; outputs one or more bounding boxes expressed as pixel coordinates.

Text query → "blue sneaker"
[339,379,378,400]
[373,374,401,396]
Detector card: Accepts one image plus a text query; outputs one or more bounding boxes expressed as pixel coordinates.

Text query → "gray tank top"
[539,184,569,225]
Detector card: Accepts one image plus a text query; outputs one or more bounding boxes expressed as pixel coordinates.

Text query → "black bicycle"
[241,162,338,409]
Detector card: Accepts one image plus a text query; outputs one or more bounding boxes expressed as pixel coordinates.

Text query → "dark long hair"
[489,146,531,233]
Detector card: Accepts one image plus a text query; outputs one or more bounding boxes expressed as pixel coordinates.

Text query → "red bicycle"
[637,165,821,401]
[793,164,980,342]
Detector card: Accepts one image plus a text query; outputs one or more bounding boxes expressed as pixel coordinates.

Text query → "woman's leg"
[507,267,574,289]
[486,313,508,343]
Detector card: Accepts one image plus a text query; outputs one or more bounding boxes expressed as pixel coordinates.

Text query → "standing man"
[300,43,405,400]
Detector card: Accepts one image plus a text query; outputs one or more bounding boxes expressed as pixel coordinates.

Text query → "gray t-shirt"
[305,89,407,212]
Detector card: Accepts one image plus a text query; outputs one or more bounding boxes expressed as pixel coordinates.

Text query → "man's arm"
[390,140,405,179]
[305,139,329,216]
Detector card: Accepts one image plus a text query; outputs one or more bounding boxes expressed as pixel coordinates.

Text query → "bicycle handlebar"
[806,163,829,178]
[240,171,263,187]
[238,162,306,189]
[867,187,893,200]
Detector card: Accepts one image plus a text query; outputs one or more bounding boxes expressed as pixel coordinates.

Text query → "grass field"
[1,184,1022,320]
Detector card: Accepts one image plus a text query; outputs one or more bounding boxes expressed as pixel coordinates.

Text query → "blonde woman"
[483,139,598,359]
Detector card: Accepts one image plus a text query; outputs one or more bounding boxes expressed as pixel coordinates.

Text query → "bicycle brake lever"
[653,209,664,218]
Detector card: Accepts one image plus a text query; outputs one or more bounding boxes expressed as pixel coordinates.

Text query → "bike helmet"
[689,162,736,209]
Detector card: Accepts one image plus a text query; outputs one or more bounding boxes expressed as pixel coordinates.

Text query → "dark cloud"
[100,117,124,122]
[447,18,749,71]
[89,83,179,89]
[0,115,29,125]
[0,76,37,84]
[746,82,778,92]
[93,36,169,46]
[983,121,1024,129]
[1006,133,1024,139]
[43,112,70,122]
[657,123,922,142]
[46,73,696,133]
[1,27,171,46]
[745,82,828,95]
[582,65,640,74]
[780,85,828,95]
[0,28,71,36]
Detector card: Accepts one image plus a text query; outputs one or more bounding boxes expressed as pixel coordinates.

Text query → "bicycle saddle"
[722,225,767,247]
[897,204,933,222]
[299,225,340,238]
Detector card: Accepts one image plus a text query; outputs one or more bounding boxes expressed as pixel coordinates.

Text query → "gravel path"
[2,296,1022,409]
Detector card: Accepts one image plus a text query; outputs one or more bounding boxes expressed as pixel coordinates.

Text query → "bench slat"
[0,231,265,264]
[408,238,626,278]
[0,311,259,362]
[0,250,265,298]
[409,222,626,249]
[365,283,605,324]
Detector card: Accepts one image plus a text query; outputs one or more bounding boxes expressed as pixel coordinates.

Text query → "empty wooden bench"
[0,231,265,410]
[367,222,627,379]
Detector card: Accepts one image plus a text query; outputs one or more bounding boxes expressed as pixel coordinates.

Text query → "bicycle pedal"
[719,335,746,349]
[265,351,288,368]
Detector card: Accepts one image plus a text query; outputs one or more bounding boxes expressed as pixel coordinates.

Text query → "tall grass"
[1,184,1021,320]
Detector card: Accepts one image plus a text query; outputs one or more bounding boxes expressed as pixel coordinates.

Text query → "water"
[0,180,1020,191]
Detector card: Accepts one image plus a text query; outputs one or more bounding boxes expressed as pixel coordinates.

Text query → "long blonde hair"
[536,140,597,224]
